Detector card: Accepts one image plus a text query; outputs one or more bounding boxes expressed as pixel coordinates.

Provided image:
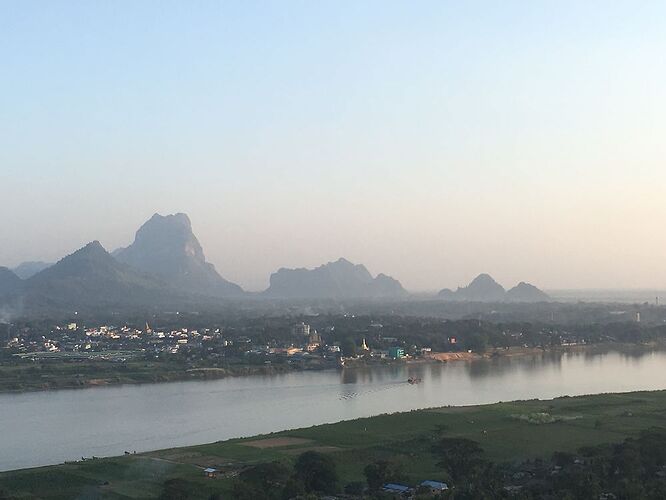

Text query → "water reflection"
[340,348,665,386]
[2,346,666,472]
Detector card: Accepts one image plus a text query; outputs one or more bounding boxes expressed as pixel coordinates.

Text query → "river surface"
[2,347,666,472]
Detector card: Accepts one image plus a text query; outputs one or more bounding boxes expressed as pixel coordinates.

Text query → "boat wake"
[338,381,405,400]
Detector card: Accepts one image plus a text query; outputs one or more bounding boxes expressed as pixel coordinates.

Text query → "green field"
[3,390,666,498]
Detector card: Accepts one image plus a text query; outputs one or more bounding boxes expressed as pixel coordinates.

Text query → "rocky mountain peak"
[113,213,242,296]
[265,258,406,298]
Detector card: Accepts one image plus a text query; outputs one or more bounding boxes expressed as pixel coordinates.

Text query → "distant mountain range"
[264,258,407,299]
[23,241,176,308]
[0,214,242,313]
[0,241,180,312]
[0,213,550,313]
[0,213,408,312]
[439,274,550,302]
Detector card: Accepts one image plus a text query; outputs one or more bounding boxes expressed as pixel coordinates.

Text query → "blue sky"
[2,1,666,290]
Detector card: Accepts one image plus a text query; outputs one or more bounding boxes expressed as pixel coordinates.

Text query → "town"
[2,311,662,393]
[2,318,426,373]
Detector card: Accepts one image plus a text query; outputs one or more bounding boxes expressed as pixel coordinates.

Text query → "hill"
[22,241,178,309]
[506,282,551,302]
[439,274,549,302]
[439,273,506,302]
[264,258,407,299]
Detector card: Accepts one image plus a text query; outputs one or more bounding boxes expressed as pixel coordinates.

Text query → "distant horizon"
[3,2,666,291]
[5,213,666,295]
[5,5,666,498]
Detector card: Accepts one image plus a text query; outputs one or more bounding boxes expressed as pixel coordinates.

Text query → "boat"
[407,377,422,385]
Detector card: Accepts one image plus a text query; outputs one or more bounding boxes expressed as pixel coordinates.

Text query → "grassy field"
[2,390,666,498]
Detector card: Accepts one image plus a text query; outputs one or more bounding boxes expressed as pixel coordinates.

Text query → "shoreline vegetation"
[3,390,666,498]
[0,360,297,394]
[0,342,660,395]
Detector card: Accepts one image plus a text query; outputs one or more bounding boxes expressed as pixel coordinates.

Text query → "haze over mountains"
[24,241,173,308]
[0,213,550,313]
[439,274,550,303]
[265,258,407,299]
[0,241,178,311]
[12,261,52,280]
[0,267,22,297]
[113,213,243,297]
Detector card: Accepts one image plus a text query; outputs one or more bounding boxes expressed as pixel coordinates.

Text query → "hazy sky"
[2,1,666,291]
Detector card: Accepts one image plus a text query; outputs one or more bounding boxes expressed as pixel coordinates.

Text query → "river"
[2,347,666,472]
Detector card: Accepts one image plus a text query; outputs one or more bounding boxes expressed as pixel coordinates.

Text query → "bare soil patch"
[426,352,480,362]
[242,437,313,448]
[281,446,343,455]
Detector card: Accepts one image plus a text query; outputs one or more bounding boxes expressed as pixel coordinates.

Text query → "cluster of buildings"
[4,322,229,358]
[291,322,419,361]
[383,480,448,496]
[3,320,420,367]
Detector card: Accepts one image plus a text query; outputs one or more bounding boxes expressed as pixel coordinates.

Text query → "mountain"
[456,273,506,302]
[506,282,550,302]
[369,273,407,297]
[113,213,243,297]
[439,274,550,302]
[23,241,174,308]
[12,261,52,279]
[0,267,22,297]
[438,273,506,302]
[437,288,456,300]
[264,258,408,299]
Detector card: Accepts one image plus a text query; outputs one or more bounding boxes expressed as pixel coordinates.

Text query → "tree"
[463,332,488,353]
[231,480,268,500]
[364,460,404,491]
[159,479,191,500]
[344,482,365,495]
[240,461,291,491]
[340,338,357,357]
[294,451,338,494]
[281,478,306,500]
[433,437,485,481]
[552,451,575,467]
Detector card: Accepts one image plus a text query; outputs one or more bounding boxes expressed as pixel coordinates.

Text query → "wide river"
[2,347,666,472]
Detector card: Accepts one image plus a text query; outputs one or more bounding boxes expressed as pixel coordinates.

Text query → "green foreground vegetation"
[4,390,666,498]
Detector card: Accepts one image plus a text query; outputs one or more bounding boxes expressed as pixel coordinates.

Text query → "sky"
[2,1,666,292]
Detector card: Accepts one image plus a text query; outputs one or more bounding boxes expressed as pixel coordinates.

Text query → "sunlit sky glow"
[2,1,666,291]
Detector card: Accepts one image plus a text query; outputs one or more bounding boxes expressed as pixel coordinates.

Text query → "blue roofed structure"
[420,480,449,491]
[383,483,411,493]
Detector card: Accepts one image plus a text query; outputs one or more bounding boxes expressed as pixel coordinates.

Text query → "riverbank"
[2,390,666,498]
[0,358,302,394]
[345,342,655,367]
[0,342,660,394]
